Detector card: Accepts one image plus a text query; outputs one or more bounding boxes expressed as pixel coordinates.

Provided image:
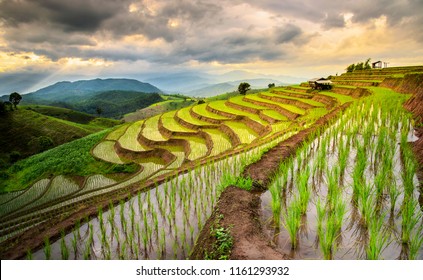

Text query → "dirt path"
[190,186,288,260]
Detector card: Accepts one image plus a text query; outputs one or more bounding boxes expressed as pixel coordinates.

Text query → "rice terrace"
[0,65,423,261]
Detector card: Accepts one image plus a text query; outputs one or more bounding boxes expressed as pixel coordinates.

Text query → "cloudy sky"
[0,0,422,94]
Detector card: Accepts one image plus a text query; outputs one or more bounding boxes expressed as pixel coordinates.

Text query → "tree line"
[346,58,372,72]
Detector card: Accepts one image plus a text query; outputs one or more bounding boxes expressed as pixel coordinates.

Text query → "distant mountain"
[186,83,236,97]
[142,70,305,95]
[22,78,162,102]
[145,74,213,93]
[0,78,165,119]
[73,90,164,119]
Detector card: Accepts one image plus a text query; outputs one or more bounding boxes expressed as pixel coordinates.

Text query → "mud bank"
[190,186,287,260]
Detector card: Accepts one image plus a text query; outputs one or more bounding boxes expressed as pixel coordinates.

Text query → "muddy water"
[260,110,423,259]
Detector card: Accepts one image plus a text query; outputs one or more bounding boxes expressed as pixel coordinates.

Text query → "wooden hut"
[308,77,333,90]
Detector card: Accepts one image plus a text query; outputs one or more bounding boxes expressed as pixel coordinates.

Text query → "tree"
[9,92,22,110]
[238,82,251,95]
[364,58,371,70]
[268,83,275,88]
[0,101,5,115]
[355,62,364,71]
[96,106,103,116]
[346,64,355,73]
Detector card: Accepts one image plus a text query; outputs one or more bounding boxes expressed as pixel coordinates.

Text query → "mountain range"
[1,78,163,119]
[144,70,305,95]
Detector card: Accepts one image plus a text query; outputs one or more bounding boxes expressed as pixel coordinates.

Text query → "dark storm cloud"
[274,24,303,44]
[0,0,131,32]
[0,0,421,67]
[240,0,422,29]
[322,13,346,29]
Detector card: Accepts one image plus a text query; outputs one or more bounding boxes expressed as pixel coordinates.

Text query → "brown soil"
[190,186,288,260]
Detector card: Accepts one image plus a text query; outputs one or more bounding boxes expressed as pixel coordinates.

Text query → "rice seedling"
[60,230,69,260]
[401,199,421,244]
[366,213,389,260]
[44,237,51,260]
[387,184,401,215]
[26,249,33,260]
[71,231,78,258]
[317,194,346,260]
[318,215,337,259]
[119,241,127,260]
[358,184,374,228]
[409,228,423,260]
[282,198,302,249]
[297,167,311,215]
[269,183,282,228]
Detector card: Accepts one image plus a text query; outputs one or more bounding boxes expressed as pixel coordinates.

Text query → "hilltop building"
[308,77,333,90]
[372,61,389,68]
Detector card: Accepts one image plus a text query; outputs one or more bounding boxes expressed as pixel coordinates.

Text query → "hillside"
[124,95,196,122]
[0,107,120,166]
[1,78,165,119]
[21,78,162,101]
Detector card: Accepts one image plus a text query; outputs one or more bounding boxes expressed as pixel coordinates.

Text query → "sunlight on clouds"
[167,19,179,28]
[372,15,387,29]
[0,52,51,72]
[59,57,113,67]
[129,3,139,13]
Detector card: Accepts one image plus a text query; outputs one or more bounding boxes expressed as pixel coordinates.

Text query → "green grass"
[264,92,325,107]
[244,94,299,114]
[224,121,258,144]
[93,140,128,164]
[161,111,196,133]
[208,100,268,125]
[177,106,213,126]
[191,103,230,121]
[0,108,120,165]
[22,105,120,127]
[141,115,168,141]
[261,110,289,121]
[174,136,208,160]
[217,172,253,193]
[259,93,306,114]
[118,120,149,152]
[202,129,233,156]
[0,129,138,192]
[228,95,268,110]
[318,91,354,104]
[105,123,131,140]
[205,215,233,260]
[297,108,328,125]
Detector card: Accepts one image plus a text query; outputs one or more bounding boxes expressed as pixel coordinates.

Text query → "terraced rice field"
[92,140,127,164]
[118,120,149,152]
[0,83,359,259]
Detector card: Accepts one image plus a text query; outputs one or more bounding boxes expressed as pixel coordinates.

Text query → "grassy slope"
[0,107,120,165]
[24,105,119,127]
[0,129,138,192]
[124,98,195,122]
